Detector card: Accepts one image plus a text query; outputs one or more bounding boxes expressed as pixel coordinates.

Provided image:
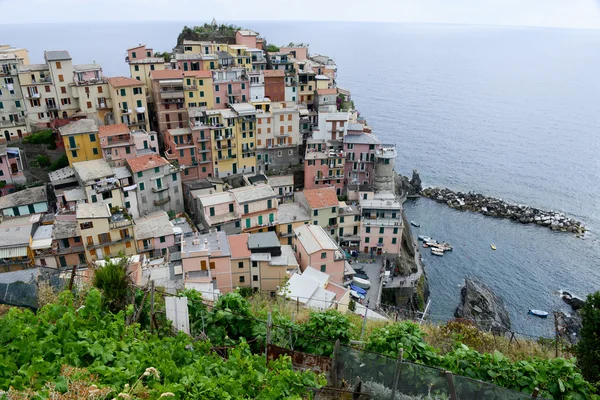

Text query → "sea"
[1,21,599,337]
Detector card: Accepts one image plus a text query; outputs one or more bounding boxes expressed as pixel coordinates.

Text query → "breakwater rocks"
[421,187,586,234]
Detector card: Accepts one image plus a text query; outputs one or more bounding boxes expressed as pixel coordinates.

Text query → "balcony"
[128,119,147,127]
[97,101,111,110]
[215,142,236,150]
[160,91,184,100]
[46,103,59,111]
[67,143,81,150]
[154,196,171,207]
[109,219,133,230]
[196,136,210,142]
[152,184,170,193]
[216,154,236,161]
[184,85,197,90]
[197,147,210,153]
[315,174,344,181]
[363,218,402,227]
[26,92,41,99]
[53,245,85,255]
[30,76,52,84]
[214,134,235,141]
[199,158,212,164]
[87,235,133,250]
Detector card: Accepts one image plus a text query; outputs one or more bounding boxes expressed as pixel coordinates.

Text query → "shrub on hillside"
[576,291,600,386]
[50,154,69,171]
[23,129,54,145]
[295,309,354,356]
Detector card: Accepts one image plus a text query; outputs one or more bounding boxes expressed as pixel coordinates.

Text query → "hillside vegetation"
[1,286,597,399]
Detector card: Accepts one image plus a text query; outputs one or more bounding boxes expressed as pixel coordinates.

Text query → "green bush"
[23,129,54,145]
[366,321,439,364]
[0,289,325,397]
[295,310,354,356]
[92,256,132,313]
[50,154,69,171]
[576,291,600,386]
[266,44,280,52]
[35,155,51,167]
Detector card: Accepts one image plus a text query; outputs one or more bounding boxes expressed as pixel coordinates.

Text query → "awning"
[0,246,28,258]
[123,184,137,191]
[136,107,146,113]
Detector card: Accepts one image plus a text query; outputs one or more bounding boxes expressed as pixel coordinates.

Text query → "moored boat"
[350,290,365,300]
[418,235,432,242]
[491,244,497,250]
[352,276,371,289]
[431,248,444,256]
[528,309,549,318]
[411,221,420,227]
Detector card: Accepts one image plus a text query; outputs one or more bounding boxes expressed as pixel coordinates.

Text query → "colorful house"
[107,77,149,132]
[359,192,403,256]
[293,224,346,284]
[98,123,137,167]
[58,119,102,166]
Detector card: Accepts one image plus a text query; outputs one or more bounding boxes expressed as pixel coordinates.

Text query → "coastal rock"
[562,292,586,311]
[556,311,582,345]
[409,169,422,194]
[421,187,586,234]
[394,170,423,197]
[455,278,512,334]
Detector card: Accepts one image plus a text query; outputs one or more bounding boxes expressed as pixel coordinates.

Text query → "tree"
[92,255,133,313]
[266,44,280,52]
[576,291,600,385]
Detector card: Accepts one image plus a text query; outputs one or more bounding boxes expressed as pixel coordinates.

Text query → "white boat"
[352,276,372,289]
[418,235,432,242]
[528,309,549,318]
[411,221,420,227]
[350,290,365,300]
[431,248,444,256]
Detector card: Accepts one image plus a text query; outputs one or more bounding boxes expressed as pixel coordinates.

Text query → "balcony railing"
[53,245,85,255]
[26,93,41,99]
[362,218,402,227]
[184,85,197,90]
[216,154,236,161]
[196,136,210,142]
[152,184,170,193]
[128,120,147,127]
[215,142,236,150]
[109,219,133,230]
[46,103,59,111]
[160,91,184,99]
[315,174,344,181]
[214,134,235,141]
[154,196,171,206]
[199,158,212,164]
[87,236,133,250]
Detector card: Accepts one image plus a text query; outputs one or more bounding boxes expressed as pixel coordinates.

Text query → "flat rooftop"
[278,203,311,224]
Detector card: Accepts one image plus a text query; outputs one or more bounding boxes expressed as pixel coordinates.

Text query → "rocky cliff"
[455,278,512,334]
[395,169,422,197]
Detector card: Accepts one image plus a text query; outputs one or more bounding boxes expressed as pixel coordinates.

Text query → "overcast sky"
[4,0,600,29]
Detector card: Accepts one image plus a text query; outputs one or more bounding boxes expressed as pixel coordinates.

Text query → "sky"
[3,0,600,29]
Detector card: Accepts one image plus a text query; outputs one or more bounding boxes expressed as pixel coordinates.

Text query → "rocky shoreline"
[421,187,586,234]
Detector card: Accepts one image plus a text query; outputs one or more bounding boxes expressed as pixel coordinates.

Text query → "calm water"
[2,21,599,337]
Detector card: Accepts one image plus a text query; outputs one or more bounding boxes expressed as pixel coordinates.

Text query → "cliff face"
[395,169,422,197]
[455,278,512,334]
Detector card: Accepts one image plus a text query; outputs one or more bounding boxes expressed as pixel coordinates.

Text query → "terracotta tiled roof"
[98,123,130,138]
[184,70,212,78]
[127,154,169,173]
[228,234,251,259]
[303,186,338,209]
[263,70,285,78]
[108,76,144,88]
[150,70,184,80]
[317,88,337,95]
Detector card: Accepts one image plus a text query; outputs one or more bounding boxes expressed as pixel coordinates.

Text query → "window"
[209,207,215,216]
[366,227,371,233]
[215,84,219,92]
[55,61,62,69]
[209,262,215,270]
[267,199,272,209]
[365,237,370,243]
[229,203,234,213]
[160,236,166,243]
[139,182,145,191]
[393,227,398,234]
[313,210,318,216]
[253,275,258,282]
[60,87,67,94]
[320,265,326,272]
[244,204,249,214]
[120,88,126,96]
[380,227,384,234]
[125,146,131,154]
[378,237,384,244]
[392,238,397,244]
[58,74,64,82]
[332,207,337,213]
[71,150,77,158]
[92,148,98,155]
[238,261,244,269]
[137,100,142,107]
[154,167,160,173]
[90,194,97,203]
[240,276,245,283]
[188,91,193,98]
[137,171,143,178]
[134,65,139,71]
[89,133,96,142]
[246,218,251,228]
[150,65,155,71]
[200,91,204,97]
[216,97,220,104]
[321,252,326,259]
[79,221,93,230]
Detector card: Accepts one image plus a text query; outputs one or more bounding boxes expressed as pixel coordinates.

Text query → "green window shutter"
[92,148,98,155]
[200,91,204,97]
[246,218,251,228]
[137,100,142,107]
[89,134,96,142]
[134,65,139,71]
[125,146,131,154]
[210,207,215,216]
[15,100,20,108]
[137,171,143,178]
[229,204,234,212]
[365,237,370,243]
[183,63,188,71]
[189,92,193,98]
[91,195,97,203]
[120,88,126,96]
[244,204,249,214]
[186,78,191,85]
[154,167,160,173]
[258,215,263,225]
[139,182,145,191]
[172,173,177,181]
[68,136,76,148]
[0,102,3,109]
[132,51,136,58]
[267,199,272,209]
[269,213,274,222]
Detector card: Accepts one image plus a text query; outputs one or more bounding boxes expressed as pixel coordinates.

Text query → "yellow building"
[107,77,150,132]
[125,45,166,100]
[183,71,214,109]
[76,203,137,261]
[230,103,257,175]
[226,45,252,69]
[58,119,102,166]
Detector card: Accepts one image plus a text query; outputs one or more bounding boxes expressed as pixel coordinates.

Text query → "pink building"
[133,211,176,260]
[359,192,403,256]
[0,144,25,186]
[293,224,346,284]
[150,70,186,133]
[235,30,258,48]
[229,183,278,233]
[343,124,381,190]
[212,68,250,109]
[196,191,241,235]
[303,139,345,195]
[280,46,308,61]
[98,124,137,167]
[181,230,234,295]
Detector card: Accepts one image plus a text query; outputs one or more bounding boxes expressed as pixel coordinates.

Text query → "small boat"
[410,221,420,227]
[423,243,429,248]
[528,310,549,318]
[350,284,367,296]
[418,235,432,242]
[350,290,365,300]
[491,244,497,250]
[352,276,371,289]
[431,248,444,256]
